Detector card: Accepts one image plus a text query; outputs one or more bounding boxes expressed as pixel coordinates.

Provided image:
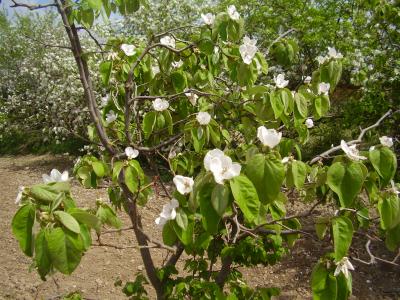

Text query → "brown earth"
[0,155,399,300]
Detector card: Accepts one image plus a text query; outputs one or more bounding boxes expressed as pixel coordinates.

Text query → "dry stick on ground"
[352,240,400,267]
[310,109,398,164]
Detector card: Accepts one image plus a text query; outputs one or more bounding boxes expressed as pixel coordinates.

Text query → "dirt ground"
[0,155,399,300]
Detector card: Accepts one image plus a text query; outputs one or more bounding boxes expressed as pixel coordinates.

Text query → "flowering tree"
[10,1,399,299]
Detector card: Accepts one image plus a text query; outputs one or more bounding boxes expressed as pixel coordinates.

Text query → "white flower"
[379,136,393,147]
[204,149,241,184]
[152,65,160,75]
[305,118,314,128]
[196,112,211,125]
[334,257,354,279]
[390,180,399,196]
[172,60,183,68]
[42,169,69,183]
[239,36,258,65]
[105,110,117,124]
[152,98,169,111]
[340,140,367,161]
[155,198,179,227]
[274,74,289,88]
[120,44,136,56]
[125,147,139,159]
[316,55,327,65]
[160,36,175,48]
[327,47,343,59]
[369,146,375,152]
[281,157,290,164]
[15,186,25,205]
[185,92,199,106]
[303,76,312,84]
[257,126,282,148]
[101,95,109,107]
[318,82,330,95]
[227,5,240,20]
[173,175,194,195]
[201,13,215,25]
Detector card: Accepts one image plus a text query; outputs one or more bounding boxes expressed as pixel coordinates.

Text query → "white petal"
[60,171,69,182]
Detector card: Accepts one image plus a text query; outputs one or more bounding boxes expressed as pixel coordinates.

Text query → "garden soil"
[0,155,399,300]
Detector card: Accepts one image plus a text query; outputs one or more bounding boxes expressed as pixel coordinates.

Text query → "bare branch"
[10,0,56,10]
[352,240,400,267]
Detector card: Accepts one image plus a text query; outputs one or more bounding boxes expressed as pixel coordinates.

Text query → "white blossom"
[316,55,327,65]
[305,118,314,128]
[125,147,139,159]
[160,36,175,48]
[379,136,393,147]
[173,175,194,195]
[185,92,199,106]
[318,82,330,95]
[340,140,367,161]
[201,13,215,25]
[196,112,211,125]
[106,110,117,124]
[204,149,241,184]
[172,60,183,68]
[152,65,160,75]
[15,186,25,205]
[227,5,240,20]
[334,257,354,279]
[101,95,109,107]
[274,74,289,88]
[152,98,169,111]
[281,157,290,164]
[327,47,343,59]
[155,198,179,227]
[257,126,282,148]
[369,146,375,152]
[120,44,136,56]
[303,76,312,84]
[239,36,258,65]
[42,169,69,183]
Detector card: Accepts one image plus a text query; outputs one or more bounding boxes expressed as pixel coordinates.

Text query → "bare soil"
[0,155,399,300]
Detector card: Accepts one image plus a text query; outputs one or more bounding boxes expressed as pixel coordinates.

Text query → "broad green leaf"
[30,183,70,203]
[173,220,194,246]
[378,194,400,230]
[99,61,112,86]
[385,223,400,251]
[171,71,187,92]
[286,160,307,189]
[270,92,284,118]
[143,111,157,138]
[46,227,83,275]
[327,162,365,207]
[96,203,122,229]
[79,224,92,250]
[369,147,397,186]
[54,211,81,234]
[124,165,139,193]
[294,92,308,119]
[175,209,188,230]
[332,216,353,260]
[35,229,52,280]
[87,0,102,10]
[211,184,230,216]
[112,161,124,182]
[162,221,177,246]
[92,161,106,177]
[69,208,100,230]
[230,175,260,223]
[12,203,35,256]
[198,38,214,55]
[199,182,221,234]
[311,262,338,300]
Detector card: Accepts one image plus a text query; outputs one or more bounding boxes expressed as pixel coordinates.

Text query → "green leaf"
[315,217,330,240]
[171,71,187,92]
[87,0,102,10]
[311,262,338,300]
[211,184,230,216]
[35,229,52,280]
[99,60,112,85]
[332,216,353,260]
[369,147,397,186]
[96,203,122,229]
[143,111,157,138]
[173,220,193,246]
[175,209,188,230]
[12,203,35,256]
[30,182,70,203]
[112,161,124,182]
[163,110,173,135]
[385,223,400,251]
[69,208,100,231]
[124,165,139,193]
[162,221,177,246]
[327,162,365,207]
[79,224,92,250]
[286,160,307,189]
[294,92,308,119]
[230,175,260,223]
[46,227,83,275]
[270,92,284,118]
[92,161,106,177]
[54,211,81,234]
[199,182,221,234]
[198,38,214,55]
[378,194,400,230]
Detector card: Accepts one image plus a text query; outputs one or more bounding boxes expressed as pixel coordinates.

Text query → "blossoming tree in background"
[9,1,399,299]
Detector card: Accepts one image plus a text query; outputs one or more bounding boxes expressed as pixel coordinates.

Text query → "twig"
[352,240,400,267]
[266,28,296,54]
[10,0,56,10]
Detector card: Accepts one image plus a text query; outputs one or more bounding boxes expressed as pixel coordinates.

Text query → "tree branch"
[10,0,56,10]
